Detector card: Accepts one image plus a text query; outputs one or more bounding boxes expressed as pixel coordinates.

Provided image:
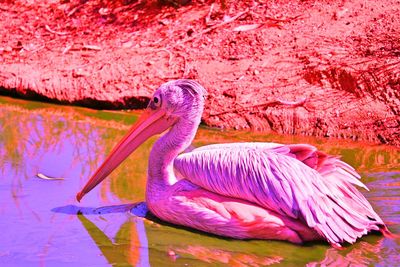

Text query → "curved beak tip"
[76,192,84,202]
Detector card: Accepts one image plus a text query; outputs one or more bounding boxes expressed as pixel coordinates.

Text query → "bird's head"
[149,79,206,122]
[76,79,207,202]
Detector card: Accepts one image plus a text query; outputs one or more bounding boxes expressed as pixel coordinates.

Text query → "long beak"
[76,108,175,202]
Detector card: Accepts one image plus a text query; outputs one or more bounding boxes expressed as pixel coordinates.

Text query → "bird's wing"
[190,142,368,189]
[174,143,384,246]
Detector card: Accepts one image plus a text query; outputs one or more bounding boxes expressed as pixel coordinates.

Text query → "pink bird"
[77,79,390,247]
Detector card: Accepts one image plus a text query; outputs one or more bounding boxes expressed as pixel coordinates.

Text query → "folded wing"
[174,142,385,246]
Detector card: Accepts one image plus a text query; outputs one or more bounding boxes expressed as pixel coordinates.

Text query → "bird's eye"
[150,94,161,110]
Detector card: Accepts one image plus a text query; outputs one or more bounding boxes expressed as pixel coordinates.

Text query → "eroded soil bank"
[0,0,399,146]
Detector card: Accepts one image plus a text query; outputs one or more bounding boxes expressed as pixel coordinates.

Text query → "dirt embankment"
[0,0,399,146]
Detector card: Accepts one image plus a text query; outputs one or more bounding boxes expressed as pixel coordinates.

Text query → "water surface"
[0,96,399,266]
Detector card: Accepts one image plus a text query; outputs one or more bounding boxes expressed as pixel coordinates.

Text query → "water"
[0,96,398,266]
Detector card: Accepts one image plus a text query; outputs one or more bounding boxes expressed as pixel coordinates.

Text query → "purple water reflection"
[0,104,133,266]
[0,98,399,266]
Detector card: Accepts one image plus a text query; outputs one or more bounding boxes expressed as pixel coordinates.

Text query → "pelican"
[77,79,390,247]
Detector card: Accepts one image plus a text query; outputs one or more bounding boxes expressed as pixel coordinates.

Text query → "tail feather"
[283,144,389,247]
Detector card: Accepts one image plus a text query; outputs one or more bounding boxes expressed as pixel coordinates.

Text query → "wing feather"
[174,143,385,246]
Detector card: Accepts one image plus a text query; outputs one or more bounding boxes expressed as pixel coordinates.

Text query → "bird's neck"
[146,117,199,195]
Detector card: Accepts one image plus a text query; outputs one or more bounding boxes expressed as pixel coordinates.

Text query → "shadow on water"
[52,203,145,216]
[0,96,399,266]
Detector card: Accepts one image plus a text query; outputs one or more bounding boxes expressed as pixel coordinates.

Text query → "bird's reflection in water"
[74,203,149,267]
[72,203,284,266]
[71,203,389,267]
[307,238,388,267]
[174,246,283,266]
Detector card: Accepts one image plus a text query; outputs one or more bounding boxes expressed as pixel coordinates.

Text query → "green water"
[0,96,398,266]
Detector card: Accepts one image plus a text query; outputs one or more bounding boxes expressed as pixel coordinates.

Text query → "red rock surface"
[0,0,399,145]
